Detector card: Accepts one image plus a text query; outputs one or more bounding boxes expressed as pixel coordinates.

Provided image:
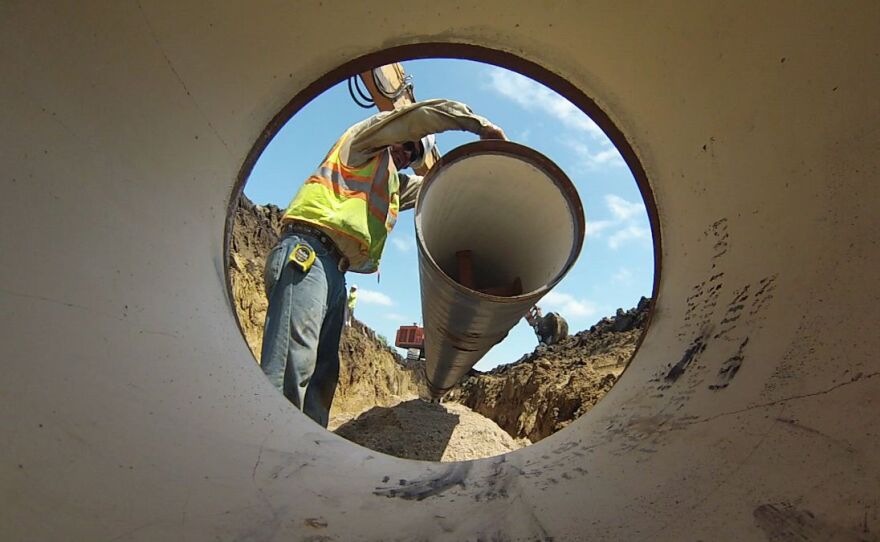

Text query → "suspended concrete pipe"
[2,3,880,541]
[416,141,584,397]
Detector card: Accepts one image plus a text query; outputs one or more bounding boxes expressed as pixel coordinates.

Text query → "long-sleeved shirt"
[335,98,498,210]
[284,99,499,267]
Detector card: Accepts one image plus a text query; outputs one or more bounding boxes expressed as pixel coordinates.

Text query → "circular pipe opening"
[417,141,584,296]
[226,45,661,458]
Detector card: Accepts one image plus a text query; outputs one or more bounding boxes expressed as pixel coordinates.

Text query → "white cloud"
[584,195,653,250]
[605,195,644,221]
[592,147,623,166]
[612,267,634,284]
[587,197,647,244]
[608,225,651,249]
[586,219,615,238]
[391,235,415,253]
[541,291,599,318]
[384,312,407,321]
[485,67,625,171]
[562,139,624,170]
[486,68,605,139]
[357,288,393,306]
[591,195,650,249]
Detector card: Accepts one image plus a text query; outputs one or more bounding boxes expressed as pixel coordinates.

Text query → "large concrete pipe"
[2,2,879,541]
[416,141,584,397]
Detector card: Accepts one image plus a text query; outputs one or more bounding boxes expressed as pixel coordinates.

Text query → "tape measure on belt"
[289,243,316,273]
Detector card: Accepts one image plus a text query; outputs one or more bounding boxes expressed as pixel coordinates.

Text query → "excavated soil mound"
[331,399,528,462]
[447,299,651,443]
[228,195,284,358]
[333,323,426,416]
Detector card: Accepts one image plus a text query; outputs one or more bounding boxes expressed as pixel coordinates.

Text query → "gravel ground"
[331,398,529,462]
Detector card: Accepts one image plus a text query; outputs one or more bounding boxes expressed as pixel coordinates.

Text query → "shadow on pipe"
[415,141,585,397]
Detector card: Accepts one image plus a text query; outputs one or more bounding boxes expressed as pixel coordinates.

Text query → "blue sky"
[244,59,653,370]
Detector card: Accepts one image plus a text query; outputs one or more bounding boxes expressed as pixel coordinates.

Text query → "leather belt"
[281,222,350,273]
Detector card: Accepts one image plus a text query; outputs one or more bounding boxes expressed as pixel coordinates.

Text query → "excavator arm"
[526,306,569,346]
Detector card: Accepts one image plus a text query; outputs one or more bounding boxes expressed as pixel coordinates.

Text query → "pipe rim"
[414,139,586,302]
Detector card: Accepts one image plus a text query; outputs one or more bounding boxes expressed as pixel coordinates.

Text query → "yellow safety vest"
[282,129,400,273]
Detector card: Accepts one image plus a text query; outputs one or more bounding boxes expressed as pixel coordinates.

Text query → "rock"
[613,313,635,332]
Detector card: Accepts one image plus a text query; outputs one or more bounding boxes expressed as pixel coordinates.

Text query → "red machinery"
[393,305,567,364]
[395,325,424,349]
[395,325,425,361]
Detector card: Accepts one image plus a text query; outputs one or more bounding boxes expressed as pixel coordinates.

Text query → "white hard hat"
[410,134,436,170]
[351,284,358,290]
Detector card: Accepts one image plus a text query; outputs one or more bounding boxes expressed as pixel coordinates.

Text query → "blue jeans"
[259,232,347,428]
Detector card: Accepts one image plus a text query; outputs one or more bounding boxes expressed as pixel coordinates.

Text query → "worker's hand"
[480,125,507,141]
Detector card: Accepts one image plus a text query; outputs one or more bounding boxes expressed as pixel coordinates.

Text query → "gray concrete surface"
[1,2,878,541]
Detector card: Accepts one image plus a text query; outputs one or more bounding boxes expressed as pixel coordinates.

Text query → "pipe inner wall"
[417,144,582,293]
[2,2,879,541]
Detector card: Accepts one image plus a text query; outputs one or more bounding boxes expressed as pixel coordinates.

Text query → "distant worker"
[260,99,506,427]
[525,306,544,342]
[344,285,358,327]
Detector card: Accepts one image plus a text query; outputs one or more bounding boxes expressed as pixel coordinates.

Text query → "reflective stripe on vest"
[282,130,400,274]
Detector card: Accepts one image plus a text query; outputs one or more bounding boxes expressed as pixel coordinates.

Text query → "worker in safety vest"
[344,284,358,327]
[260,99,506,427]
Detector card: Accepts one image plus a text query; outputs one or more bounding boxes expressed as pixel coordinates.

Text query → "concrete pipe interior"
[417,144,582,294]
[3,3,879,541]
